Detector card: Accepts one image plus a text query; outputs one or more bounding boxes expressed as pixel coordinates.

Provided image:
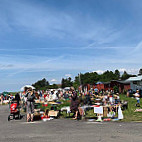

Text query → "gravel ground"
[0,105,142,142]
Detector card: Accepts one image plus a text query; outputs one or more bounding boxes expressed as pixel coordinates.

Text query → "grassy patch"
[84,94,142,122]
[120,94,142,122]
[35,95,142,121]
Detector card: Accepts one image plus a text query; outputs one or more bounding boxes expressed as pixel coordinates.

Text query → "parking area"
[0,105,142,142]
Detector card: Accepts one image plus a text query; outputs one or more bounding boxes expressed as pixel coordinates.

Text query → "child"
[134,90,140,105]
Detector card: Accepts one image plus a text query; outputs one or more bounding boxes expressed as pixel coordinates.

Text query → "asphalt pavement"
[0,105,142,142]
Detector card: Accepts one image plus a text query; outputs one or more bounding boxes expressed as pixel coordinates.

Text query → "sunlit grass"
[33,95,142,121]
[120,94,142,121]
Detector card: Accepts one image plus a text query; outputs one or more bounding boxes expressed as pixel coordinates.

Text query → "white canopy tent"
[21,85,35,91]
[64,87,70,90]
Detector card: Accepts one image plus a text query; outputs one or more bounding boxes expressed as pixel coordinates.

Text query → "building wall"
[96,84,104,90]
[130,81,142,91]
[124,84,130,91]
[104,84,113,91]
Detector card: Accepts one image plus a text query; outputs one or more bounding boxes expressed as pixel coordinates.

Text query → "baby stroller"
[8,100,21,121]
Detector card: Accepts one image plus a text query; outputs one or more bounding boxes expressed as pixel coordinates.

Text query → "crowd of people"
[0,87,141,122]
[0,93,15,105]
[21,87,80,121]
[21,87,124,121]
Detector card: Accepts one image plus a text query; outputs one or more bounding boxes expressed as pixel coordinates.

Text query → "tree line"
[32,78,58,90]
[32,69,142,90]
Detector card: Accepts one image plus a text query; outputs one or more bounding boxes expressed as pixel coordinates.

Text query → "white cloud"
[119,68,126,72]
[92,68,139,75]
[93,70,104,74]
[118,68,139,75]
[0,0,123,44]
[0,0,74,38]
[50,79,57,82]
[132,40,142,53]
[0,64,14,69]
[126,69,139,74]
[3,55,65,77]
[135,41,142,50]
[65,74,72,77]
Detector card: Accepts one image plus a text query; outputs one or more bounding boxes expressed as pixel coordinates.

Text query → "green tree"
[73,75,80,89]
[99,70,116,82]
[121,71,129,80]
[61,77,73,88]
[114,69,120,80]
[75,72,99,85]
[48,84,58,89]
[73,70,123,86]
[113,86,119,93]
[32,78,49,90]
[121,71,136,80]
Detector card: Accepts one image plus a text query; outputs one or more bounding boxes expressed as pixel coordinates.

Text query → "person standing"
[25,88,35,122]
[1,94,4,105]
[15,93,21,107]
[134,90,140,105]
[70,87,79,120]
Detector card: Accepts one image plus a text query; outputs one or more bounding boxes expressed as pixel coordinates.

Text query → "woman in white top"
[134,90,140,104]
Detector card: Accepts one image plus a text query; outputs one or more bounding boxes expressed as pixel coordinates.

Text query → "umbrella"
[64,87,70,90]
[96,82,103,85]
[21,85,35,91]
[94,88,98,92]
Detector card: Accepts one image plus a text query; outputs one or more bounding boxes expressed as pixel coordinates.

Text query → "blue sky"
[0,0,142,92]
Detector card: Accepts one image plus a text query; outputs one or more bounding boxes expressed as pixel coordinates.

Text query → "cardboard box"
[48,110,59,117]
